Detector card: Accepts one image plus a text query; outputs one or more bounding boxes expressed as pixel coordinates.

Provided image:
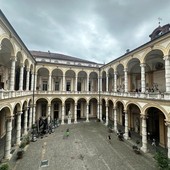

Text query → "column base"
[74,121,77,124]
[16,140,21,146]
[86,119,89,122]
[2,154,12,161]
[61,122,65,125]
[140,146,148,153]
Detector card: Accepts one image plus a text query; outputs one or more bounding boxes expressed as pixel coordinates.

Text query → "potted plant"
[17,142,26,159]
[0,163,9,170]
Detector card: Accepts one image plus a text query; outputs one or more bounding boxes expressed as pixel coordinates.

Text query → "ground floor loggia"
[0,96,169,160]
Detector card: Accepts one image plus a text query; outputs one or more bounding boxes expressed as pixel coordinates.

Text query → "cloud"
[1,0,170,63]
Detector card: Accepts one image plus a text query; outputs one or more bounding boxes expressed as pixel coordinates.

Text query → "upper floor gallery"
[1,10,170,101]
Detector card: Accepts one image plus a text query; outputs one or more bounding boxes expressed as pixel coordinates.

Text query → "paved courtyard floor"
[9,121,157,170]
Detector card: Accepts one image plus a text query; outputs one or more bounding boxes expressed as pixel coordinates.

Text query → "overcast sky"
[1,0,170,64]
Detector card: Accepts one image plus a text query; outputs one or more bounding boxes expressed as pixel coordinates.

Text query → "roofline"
[0,10,36,63]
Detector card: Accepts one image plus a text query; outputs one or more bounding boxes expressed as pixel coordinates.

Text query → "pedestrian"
[66,128,69,137]
[107,133,111,143]
[152,138,156,147]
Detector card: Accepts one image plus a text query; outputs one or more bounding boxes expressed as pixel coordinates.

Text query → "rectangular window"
[66,81,71,91]
[77,82,81,91]
[55,82,59,91]
[42,81,48,91]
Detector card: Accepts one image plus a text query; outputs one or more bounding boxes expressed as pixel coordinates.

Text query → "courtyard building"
[0,9,170,162]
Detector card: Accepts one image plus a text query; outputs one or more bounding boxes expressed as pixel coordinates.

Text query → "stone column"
[63,74,65,91]
[9,58,16,91]
[16,112,22,145]
[98,75,102,92]
[124,68,128,93]
[48,105,51,123]
[86,103,89,122]
[26,68,30,91]
[29,106,33,129]
[141,114,148,153]
[165,122,170,158]
[61,104,65,125]
[4,116,13,160]
[32,105,36,124]
[114,107,117,132]
[86,74,89,91]
[164,56,170,93]
[34,73,37,91]
[98,76,100,92]
[19,63,24,91]
[114,72,117,92]
[75,75,77,92]
[30,71,34,91]
[74,103,77,123]
[97,102,100,119]
[24,108,28,135]
[105,104,108,125]
[100,103,102,121]
[140,63,146,93]
[124,111,128,140]
[48,74,51,91]
[106,73,109,92]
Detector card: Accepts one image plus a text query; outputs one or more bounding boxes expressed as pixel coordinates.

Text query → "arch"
[0,37,15,56]
[77,97,87,103]
[115,99,125,108]
[125,102,142,112]
[143,104,168,120]
[35,97,49,103]
[0,105,12,117]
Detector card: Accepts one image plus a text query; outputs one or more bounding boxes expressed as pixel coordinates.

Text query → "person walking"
[66,128,69,138]
[107,133,111,143]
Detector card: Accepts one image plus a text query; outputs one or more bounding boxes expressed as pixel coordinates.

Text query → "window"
[42,81,48,91]
[55,82,59,91]
[66,81,71,91]
[77,82,81,91]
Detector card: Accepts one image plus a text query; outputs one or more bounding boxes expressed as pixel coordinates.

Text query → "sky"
[1,0,170,64]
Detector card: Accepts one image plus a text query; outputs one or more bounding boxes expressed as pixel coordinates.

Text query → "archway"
[146,107,167,147]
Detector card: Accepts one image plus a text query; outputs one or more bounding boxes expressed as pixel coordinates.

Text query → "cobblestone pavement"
[9,121,157,170]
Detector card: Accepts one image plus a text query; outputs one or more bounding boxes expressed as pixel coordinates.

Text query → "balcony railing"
[0,89,168,101]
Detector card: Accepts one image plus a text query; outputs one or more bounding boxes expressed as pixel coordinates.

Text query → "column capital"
[16,111,23,115]
[114,71,118,75]
[19,63,25,67]
[140,114,147,120]
[165,121,170,127]
[48,104,51,107]
[10,57,16,61]
[124,68,128,72]
[6,115,14,121]
[163,55,170,61]
[140,63,146,67]
[123,110,127,113]
[113,106,117,110]
[26,68,30,72]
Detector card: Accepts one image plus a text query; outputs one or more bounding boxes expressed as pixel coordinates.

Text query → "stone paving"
[8,121,157,170]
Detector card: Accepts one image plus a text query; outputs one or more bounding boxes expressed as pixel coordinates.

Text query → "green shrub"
[19,141,26,149]
[154,150,170,169]
[0,163,9,170]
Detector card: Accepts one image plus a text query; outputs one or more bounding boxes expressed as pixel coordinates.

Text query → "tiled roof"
[30,50,97,64]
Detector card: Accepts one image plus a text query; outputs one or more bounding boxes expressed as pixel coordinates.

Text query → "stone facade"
[1,10,170,160]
